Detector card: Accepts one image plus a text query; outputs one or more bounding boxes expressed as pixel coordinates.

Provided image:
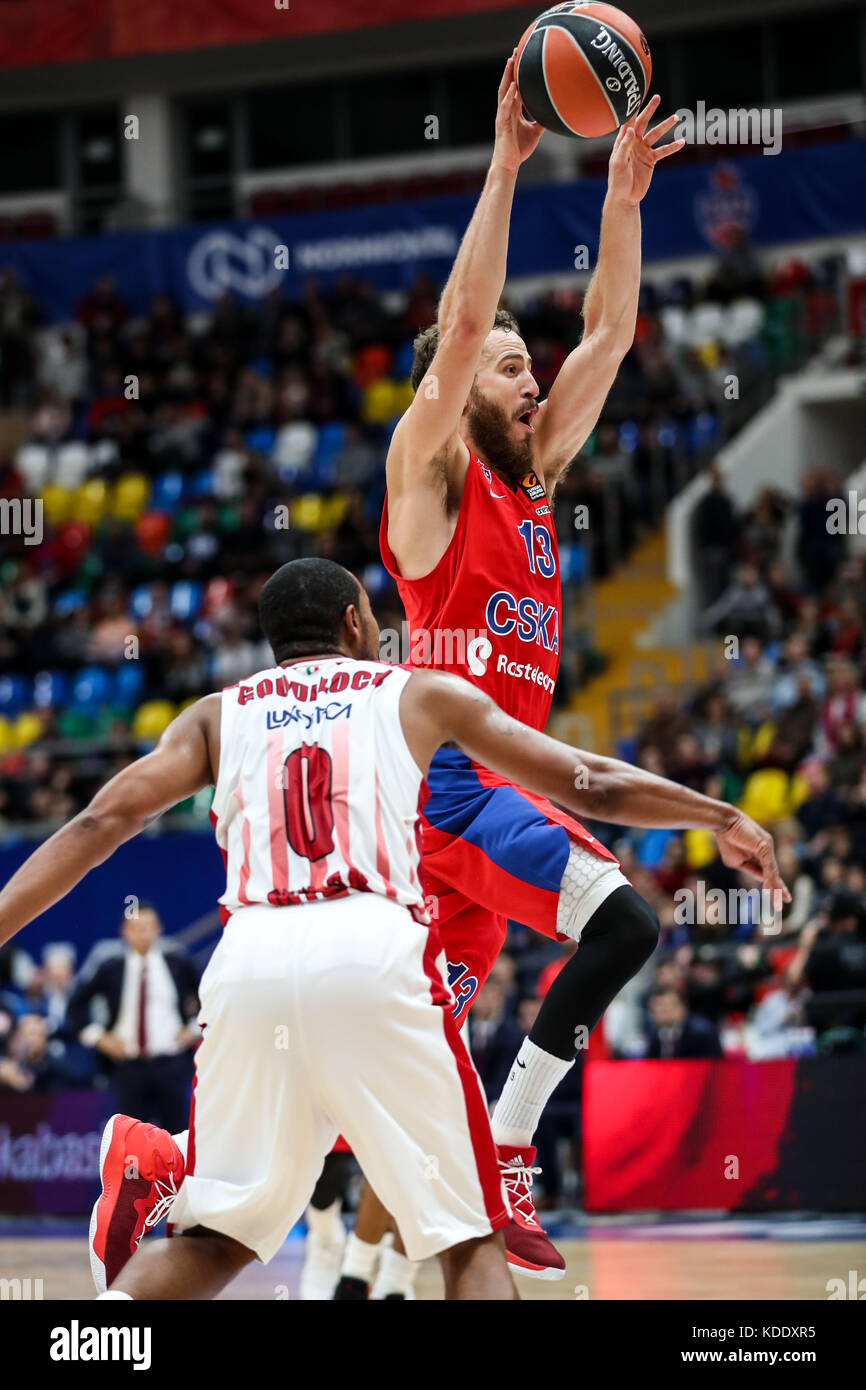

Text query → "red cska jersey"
[379,448,561,731]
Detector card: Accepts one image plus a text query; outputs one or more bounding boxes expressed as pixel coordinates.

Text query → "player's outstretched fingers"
[498,51,516,104]
[644,113,682,147]
[631,92,661,136]
[651,137,686,162]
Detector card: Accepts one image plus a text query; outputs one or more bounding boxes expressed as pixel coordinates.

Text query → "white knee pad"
[555,841,630,944]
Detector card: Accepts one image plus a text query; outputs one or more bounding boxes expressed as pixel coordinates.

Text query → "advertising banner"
[3,141,865,322]
[583,1057,866,1212]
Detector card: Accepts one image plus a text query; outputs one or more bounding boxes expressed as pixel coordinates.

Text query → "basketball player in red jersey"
[378,51,685,1278]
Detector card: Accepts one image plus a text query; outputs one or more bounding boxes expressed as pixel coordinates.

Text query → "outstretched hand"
[493,50,544,173]
[607,93,685,205]
[716,811,791,905]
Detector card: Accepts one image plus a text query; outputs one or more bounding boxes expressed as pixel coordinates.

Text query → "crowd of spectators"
[0,244,842,825]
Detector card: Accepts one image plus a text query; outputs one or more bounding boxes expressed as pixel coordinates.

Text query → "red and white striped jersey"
[211,657,426,922]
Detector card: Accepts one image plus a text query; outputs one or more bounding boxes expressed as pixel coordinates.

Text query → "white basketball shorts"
[169,895,510,1263]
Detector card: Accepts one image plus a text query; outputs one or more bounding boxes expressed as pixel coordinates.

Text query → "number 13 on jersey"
[517,519,556,577]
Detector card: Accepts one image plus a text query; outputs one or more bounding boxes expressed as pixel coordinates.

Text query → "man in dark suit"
[644,984,723,1059]
[466,978,526,1105]
[66,903,200,1131]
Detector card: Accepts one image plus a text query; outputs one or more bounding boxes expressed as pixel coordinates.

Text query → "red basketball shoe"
[89,1114,185,1294]
[497,1144,566,1280]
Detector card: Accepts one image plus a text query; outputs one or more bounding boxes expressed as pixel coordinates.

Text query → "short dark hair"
[648,984,682,1003]
[409,307,521,392]
[258,558,362,663]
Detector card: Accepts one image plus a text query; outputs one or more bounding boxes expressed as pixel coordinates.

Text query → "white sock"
[376,1244,417,1297]
[491,1038,573,1149]
[306,1198,345,1246]
[96,1291,133,1300]
[171,1130,189,1163]
[340,1232,379,1283]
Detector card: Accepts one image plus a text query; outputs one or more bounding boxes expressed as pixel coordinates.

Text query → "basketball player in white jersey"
[0,559,786,1300]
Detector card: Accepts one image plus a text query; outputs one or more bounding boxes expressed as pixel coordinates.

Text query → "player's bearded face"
[466,382,533,484]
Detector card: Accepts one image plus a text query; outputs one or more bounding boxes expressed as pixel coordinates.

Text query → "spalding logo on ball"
[515,2,652,139]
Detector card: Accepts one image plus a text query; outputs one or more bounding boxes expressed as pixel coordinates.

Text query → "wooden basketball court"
[2,1229,863,1300]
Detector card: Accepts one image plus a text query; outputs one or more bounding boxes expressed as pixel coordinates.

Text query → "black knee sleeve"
[529,886,659,1061]
[580,884,660,970]
[309,1150,354,1210]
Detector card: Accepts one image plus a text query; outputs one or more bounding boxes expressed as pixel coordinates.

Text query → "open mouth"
[516,406,537,433]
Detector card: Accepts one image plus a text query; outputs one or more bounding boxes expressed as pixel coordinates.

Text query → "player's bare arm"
[532,95,685,493]
[401,669,789,900]
[385,51,542,578]
[0,696,220,948]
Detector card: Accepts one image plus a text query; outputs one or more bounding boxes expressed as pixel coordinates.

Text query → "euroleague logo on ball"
[605,77,621,91]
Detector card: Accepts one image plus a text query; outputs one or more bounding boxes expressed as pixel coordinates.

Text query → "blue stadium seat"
[33,670,70,710]
[694,410,720,447]
[113,663,145,708]
[615,735,639,764]
[243,426,277,457]
[192,468,215,497]
[53,590,88,617]
[618,420,640,452]
[169,580,203,621]
[559,543,588,583]
[0,675,31,717]
[315,421,346,460]
[71,667,112,708]
[129,583,155,619]
[311,422,347,487]
[392,341,415,379]
[636,827,676,868]
[361,561,389,597]
[150,471,185,511]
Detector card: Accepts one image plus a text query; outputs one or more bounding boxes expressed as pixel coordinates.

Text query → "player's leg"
[371,1223,421,1300]
[111,905,338,1298]
[334,1177,389,1299]
[332,884,504,1301]
[422,772,659,1277]
[99,1226,254,1301]
[438,1231,517,1301]
[301,1148,352,1301]
[493,877,659,1151]
[306,895,517,1300]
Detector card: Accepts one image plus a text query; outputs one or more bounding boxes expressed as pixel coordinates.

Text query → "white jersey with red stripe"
[211,657,426,922]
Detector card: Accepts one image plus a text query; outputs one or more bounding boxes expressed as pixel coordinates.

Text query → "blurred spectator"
[644,985,723,1059]
[692,464,738,608]
[466,978,525,1106]
[0,1013,81,1092]
[66,904,201,1131]
[796,466,846,594]
[799,894,866,1041]
[703,564,781,642]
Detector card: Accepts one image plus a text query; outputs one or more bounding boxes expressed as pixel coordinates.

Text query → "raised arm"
[401,670,789,899]
[385,52,542,578]
[0,696,219,948]
[533,97,684,492]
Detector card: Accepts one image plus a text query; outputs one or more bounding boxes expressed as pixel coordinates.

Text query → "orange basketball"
[515,2,652,139]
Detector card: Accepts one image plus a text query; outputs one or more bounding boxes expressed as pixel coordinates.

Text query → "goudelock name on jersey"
[211,658,427,923]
